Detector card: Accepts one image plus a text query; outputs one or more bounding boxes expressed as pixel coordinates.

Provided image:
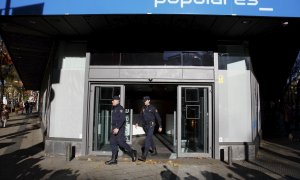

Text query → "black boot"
[150,147,157,156]
[141,147,145,154]
[105,151,118,165]
[130,150,137,162]
[138,149,148,162]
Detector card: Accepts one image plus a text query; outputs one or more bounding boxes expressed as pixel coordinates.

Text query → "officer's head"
[143,96,150,105]
[112,95,120,106]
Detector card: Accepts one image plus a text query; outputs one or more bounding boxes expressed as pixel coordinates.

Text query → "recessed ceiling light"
[241,20,251,24]
[29,20,36,24]
[282,21,289,26]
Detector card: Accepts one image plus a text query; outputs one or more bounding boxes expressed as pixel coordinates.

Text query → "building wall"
[217,50,262,160]
[250,72,261,141]
[39,67,52,137]
[49,41,87,139]
[218,61,252,142]
[39,42,56,138]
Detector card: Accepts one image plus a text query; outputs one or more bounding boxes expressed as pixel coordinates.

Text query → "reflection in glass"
[185,88,199,102]
[181,87,209,153]
[218,55,251,70]
[186,105,200,119]
[163,51,182,65]
[121,52,182,66]
[90,53,120,65]
[90,51,214,66]
[183,51,214,66]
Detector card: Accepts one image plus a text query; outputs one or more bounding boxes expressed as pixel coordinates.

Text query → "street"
[0,113,300,180]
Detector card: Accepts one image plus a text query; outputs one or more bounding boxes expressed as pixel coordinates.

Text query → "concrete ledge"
[219,134,261,161]
[45,138,82,157]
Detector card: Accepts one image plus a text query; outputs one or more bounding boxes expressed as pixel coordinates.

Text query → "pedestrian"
[1,105,9,128]
[24,100,30,114]
[19,101,25,114]
[136,96,162,162]
[105,95,137,165]
[29,102,33,114]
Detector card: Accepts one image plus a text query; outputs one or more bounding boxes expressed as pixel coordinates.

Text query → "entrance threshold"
[131,135,173,160]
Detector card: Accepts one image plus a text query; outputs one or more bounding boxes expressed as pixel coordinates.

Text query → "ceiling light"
[282,21,288,27]
[29,20,36,24]
[241,20,251,24]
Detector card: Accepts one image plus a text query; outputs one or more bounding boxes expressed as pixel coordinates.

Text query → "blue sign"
[1,0,300,18]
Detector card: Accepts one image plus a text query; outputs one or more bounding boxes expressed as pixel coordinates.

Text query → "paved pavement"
[1,113,300,179]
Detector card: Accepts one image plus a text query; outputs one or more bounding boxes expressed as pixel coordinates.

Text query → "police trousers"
[143,121,156,150]
[110,129,132,156]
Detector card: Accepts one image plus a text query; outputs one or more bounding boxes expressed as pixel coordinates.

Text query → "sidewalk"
[0,113,299,179]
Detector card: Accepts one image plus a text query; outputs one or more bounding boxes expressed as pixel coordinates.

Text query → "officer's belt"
[144,120,155,125]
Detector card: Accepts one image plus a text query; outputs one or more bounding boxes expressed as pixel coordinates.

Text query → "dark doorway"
[125,84,177,154]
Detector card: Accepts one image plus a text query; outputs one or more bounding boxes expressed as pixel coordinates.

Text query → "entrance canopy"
[0,2,300,100]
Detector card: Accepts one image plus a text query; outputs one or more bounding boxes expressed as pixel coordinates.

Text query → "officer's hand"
[158,127,162,132]
[113,128,119,134]
[135,123,139,129]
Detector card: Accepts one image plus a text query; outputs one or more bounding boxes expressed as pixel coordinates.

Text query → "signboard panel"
[1,0,300,18]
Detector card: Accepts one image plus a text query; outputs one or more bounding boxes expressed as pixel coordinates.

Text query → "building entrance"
[88,83,211,158]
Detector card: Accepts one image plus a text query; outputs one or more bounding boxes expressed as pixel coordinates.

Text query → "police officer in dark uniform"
[136,96,162,162]
[105,96,137,165]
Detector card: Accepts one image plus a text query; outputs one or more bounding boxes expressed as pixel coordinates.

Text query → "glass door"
[177,86,212,157]
[88,84,125,154]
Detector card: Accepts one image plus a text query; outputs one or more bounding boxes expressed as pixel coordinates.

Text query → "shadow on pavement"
[285,175,300,180]
[48,169,80,180]
[0,142,49,179]
[5,132,30,139]
[264,138,300,153]
[184,172,199,180]
[259,146,300,164]
[201,171,225,180]
[247,160,300,180]
[0,142,16,149]
[160,165,180,180]
[0,125,40,139]
[6,116,37,122]
[0,142,80,180]
[227,163,276,179]
[5,122,31,128]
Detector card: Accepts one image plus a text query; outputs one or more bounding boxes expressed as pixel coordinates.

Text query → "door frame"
[88,84,125,155]
[177,85,212,158]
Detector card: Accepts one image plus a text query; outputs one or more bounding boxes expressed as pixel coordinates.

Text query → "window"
[183,51,213,66]
[90,53,120,65]
[90,51,214,66]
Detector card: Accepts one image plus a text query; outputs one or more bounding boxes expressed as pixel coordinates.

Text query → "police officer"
[136,96,162,162]
[105,95,137,165]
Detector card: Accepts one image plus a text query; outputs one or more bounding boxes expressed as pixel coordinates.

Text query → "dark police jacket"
[138,104,162,128]
[111,104,126,131]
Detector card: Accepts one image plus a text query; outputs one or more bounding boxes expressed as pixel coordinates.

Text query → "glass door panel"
[177,86,211,157]
[89,85,124,154]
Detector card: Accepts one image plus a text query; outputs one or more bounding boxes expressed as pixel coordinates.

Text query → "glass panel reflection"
[93,86,120,151]
[181,87,209,153]
[121,52,182,66]
[90,53,120,65]
[90,51,213,66]
[183,51,214,66]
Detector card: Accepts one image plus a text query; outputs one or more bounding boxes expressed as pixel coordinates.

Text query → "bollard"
[228,146,232,166]
[66,142,72,161]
